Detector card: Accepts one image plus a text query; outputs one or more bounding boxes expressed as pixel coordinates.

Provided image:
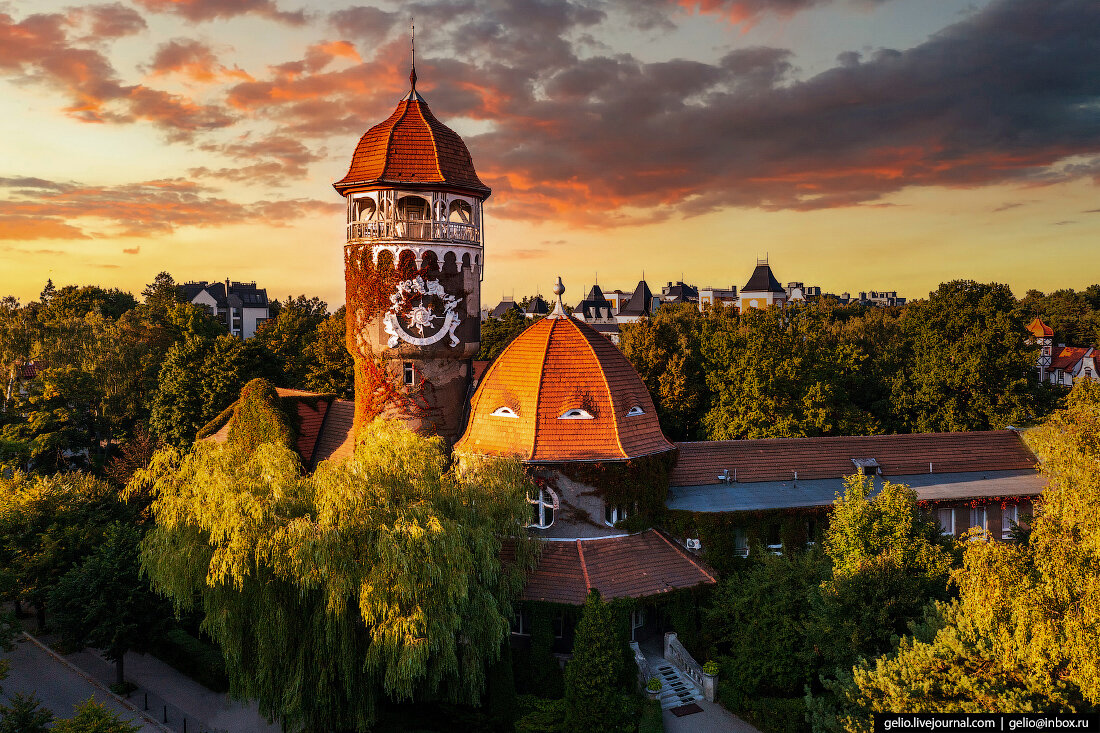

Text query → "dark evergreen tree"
[563,590,635,733]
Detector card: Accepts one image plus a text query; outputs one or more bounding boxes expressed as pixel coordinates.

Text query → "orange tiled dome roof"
[455,314,674,462]
[333,89,490,197]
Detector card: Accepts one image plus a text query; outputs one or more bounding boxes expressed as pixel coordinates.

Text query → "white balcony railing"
[347,219,479,244]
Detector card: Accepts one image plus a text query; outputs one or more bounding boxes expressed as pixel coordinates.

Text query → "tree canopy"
[136,419,538,732]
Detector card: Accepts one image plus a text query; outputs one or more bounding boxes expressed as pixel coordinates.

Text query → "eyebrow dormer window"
[626,406,644,416]
[491,406,519,418]
[559,408,594,420]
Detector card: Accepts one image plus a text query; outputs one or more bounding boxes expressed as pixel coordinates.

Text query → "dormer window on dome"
[559,408,594,420]
[627,406,645,416]
[492,406,519,418]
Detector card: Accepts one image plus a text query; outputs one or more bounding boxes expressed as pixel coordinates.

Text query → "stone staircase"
[653,661,704,710]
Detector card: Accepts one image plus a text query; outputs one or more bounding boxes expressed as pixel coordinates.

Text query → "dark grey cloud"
[132,0,306,25]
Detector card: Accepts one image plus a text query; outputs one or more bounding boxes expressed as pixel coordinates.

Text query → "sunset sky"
[1,0,1098,309]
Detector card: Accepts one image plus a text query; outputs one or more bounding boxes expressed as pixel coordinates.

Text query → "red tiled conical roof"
[333,90,490,197]
[455,314,674,462]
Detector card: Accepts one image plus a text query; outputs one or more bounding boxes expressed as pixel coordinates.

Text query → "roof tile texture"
[455,315,674,461]
[1051,346,1092,370]
[670,430,1037,487]
[334,95,489,195]
[511,530,716,605]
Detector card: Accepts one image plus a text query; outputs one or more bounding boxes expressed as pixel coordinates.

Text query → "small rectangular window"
[1001,505,1019,540]
[552,615,564,639]
[403,362,415,386]
[937,507,955,536]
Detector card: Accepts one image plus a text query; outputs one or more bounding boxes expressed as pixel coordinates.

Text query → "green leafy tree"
[704,552,827,698]
[0,694,53,733]
[253,296,328,387]
[811,382,1100,731]
[891,281,1039,432]
[563,590,635,733]
[52,699,139,733]
[0,296,34,413]
[304,306,354,399]
[701,304,880,440]
[808,602,1086,733]
[150,335,276,445]
[620,304,709,440]
[0,471,130,630]
[477,308,532,361]
[807,475,954,674]
[136,418,537,732]
[49,523,170,686]
[1019,286,1100,346]
[139,271,183,324]
[45,286,137,321]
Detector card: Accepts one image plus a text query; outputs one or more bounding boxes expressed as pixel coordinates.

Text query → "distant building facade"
[739,259,787,311]
[181,280,271,339]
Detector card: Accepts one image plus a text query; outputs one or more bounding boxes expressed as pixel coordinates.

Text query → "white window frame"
[511,610,529,636]
[733,528,749,558]
[604,502,629,527]
[626,405,645,416]
[1002,505,1019,540]
[969,506,987,533]
[937,507,956,536]
[491,406,519,418]
[403,362,415,386]
[559,408,594,420]
[527,488,558,529]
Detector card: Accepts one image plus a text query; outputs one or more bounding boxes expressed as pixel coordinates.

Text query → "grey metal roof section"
[666,469,1047,513]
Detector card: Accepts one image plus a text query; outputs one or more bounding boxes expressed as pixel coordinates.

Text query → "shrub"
[647,677,663,692]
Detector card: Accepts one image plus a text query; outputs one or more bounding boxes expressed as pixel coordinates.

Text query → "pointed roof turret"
[742,262,784,294]
[618,280,655,317]
[333,63,490,197]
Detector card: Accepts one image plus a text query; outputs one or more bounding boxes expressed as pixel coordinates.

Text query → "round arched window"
[528,488,558,529]
[448,199,472,224]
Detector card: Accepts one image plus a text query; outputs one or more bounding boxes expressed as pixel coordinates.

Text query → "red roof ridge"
[530,317,555,458]
[414,101,444,181]
[572,316,627,459]
[576,538,592,593]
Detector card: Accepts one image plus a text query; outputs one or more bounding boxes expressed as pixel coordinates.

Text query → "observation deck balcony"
[347,219,480,245]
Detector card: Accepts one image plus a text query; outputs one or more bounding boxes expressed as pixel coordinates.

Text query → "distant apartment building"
[661,281,699,305]
[739,259,788,311]
[574,285,621,343]
[698,286,738,309]
[181,280,271,339]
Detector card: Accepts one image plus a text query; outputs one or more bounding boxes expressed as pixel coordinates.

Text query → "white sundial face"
[383,276,464,349]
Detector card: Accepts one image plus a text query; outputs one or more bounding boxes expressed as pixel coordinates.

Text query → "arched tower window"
[396,195,429,220]
[448,200,472,223]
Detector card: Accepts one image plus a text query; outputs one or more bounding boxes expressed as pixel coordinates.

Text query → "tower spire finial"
[409,17,417,91]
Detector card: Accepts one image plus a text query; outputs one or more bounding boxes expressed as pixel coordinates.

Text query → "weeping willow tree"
[133,419,538,732]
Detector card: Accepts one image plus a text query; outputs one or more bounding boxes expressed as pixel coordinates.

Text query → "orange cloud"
[148,38,253,83]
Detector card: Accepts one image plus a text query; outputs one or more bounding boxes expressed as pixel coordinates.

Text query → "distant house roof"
[618,280,655,317]
[576,284,614,320]
[742,263,785,294]
[1051,346,1091,371]
[505,529,716,605]
[17,361,43,379]
[203,388,354,470]
[525,295,550,316]
[1027,317,1053,339]
[670,430,1037,487]
[490,298,522,319]
[663,281,698,303]
[181,281,269,309]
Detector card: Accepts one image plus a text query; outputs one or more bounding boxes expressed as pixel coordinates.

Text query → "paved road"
[0,636,164,732]
[64,647,279,733]
[663,699,762,733]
